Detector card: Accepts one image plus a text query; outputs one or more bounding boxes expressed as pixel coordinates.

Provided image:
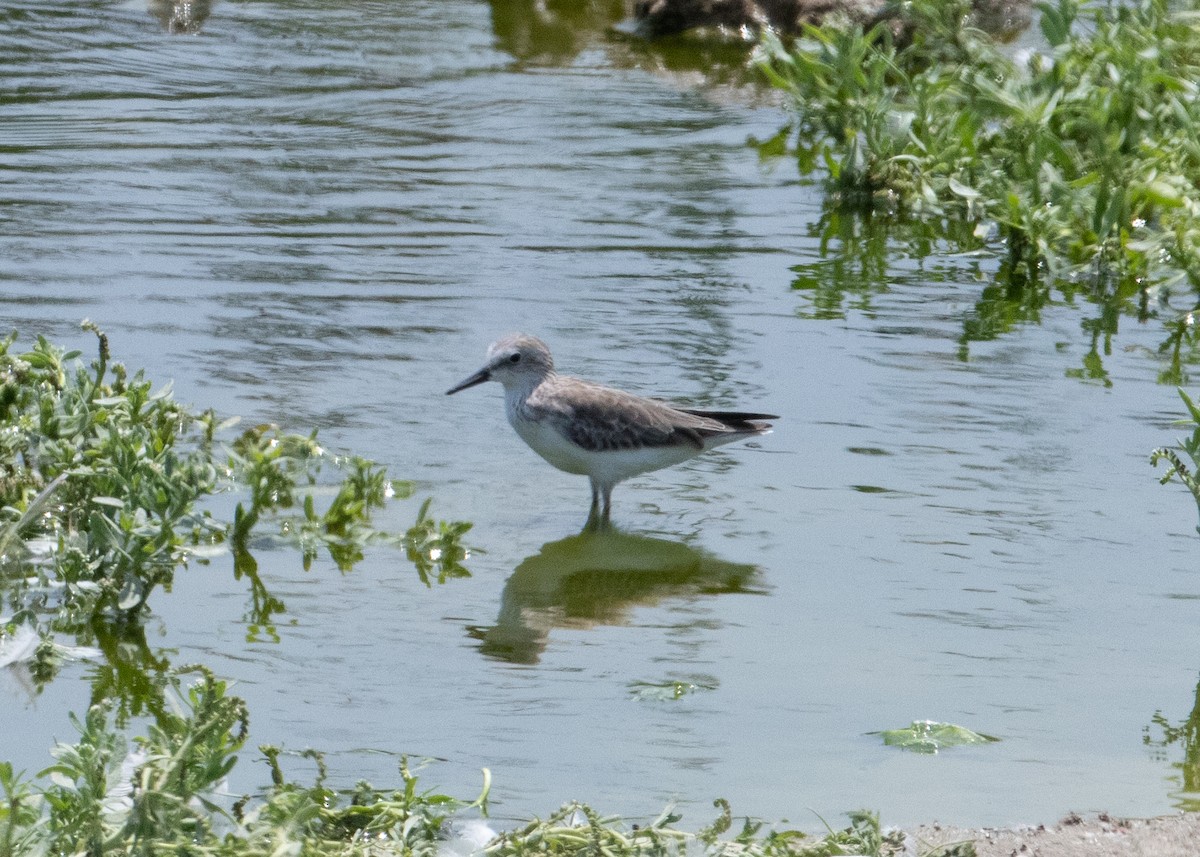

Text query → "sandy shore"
[909,812,1200,856]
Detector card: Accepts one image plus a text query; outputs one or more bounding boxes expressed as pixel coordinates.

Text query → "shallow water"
[2,0,1198,831]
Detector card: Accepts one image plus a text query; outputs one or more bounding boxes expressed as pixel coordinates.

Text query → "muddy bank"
[911,813,1200,856]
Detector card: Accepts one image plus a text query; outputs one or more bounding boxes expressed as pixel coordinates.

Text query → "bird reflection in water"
[469,529,765,664]
[487,0,624,63]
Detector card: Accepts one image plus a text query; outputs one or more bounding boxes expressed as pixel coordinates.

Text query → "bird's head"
[446,334,555,394]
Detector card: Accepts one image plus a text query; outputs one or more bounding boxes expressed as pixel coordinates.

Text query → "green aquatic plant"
[758,0,1200,301]
[1155,313,1200,386]
[33,665,247,855]
[229,422,403,573]
[0,325,472,698]
[803,810,896,857]
[405,497,474,586]
[873,721,1000,754]
[1151,388,1200,532]
[0,668,493,857]
[0,325,224,621]
[482,801,934,857]
[484,802,688,857]
[243,749,491,854]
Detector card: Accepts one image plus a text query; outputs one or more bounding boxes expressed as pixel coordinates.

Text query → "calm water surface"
[2,0,1198,831]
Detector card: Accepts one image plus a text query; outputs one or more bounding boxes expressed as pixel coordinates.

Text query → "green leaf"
[1139,180,1186,209]
[948,176,981,200]
[875,720,1000,753]
[1178,388,1200,424]
[148,381,174,401]
[1037,0,1072,47]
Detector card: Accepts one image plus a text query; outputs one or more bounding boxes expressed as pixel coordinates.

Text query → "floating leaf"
[874,720,999,753]
[628,680,717,702]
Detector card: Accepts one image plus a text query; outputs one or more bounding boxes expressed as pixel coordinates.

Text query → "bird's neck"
[502,371,553,420]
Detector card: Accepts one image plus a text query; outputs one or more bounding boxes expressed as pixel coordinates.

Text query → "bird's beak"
[446,367,491,395]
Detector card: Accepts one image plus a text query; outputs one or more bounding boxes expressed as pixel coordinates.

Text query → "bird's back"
[520,375,773,453]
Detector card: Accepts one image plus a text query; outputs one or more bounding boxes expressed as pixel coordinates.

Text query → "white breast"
[509,414,594,475]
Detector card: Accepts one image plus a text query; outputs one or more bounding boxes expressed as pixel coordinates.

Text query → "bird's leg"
[583,481,614,532]
[584,480,602,531]
[598,484,613,528]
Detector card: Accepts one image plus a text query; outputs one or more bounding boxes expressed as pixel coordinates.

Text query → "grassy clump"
[757,0,1200,300]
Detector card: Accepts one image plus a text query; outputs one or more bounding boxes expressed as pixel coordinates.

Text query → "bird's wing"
[532,380,709,453]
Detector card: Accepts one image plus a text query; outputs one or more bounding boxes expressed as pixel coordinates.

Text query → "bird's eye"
[508,353,521,364]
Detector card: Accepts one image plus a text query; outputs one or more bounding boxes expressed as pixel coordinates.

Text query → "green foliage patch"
[0,666,496,857]
[0,324,471,692]
[757,0,1200,296]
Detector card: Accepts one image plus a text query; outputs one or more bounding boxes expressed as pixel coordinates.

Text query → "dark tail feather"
[680,409,777,432]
